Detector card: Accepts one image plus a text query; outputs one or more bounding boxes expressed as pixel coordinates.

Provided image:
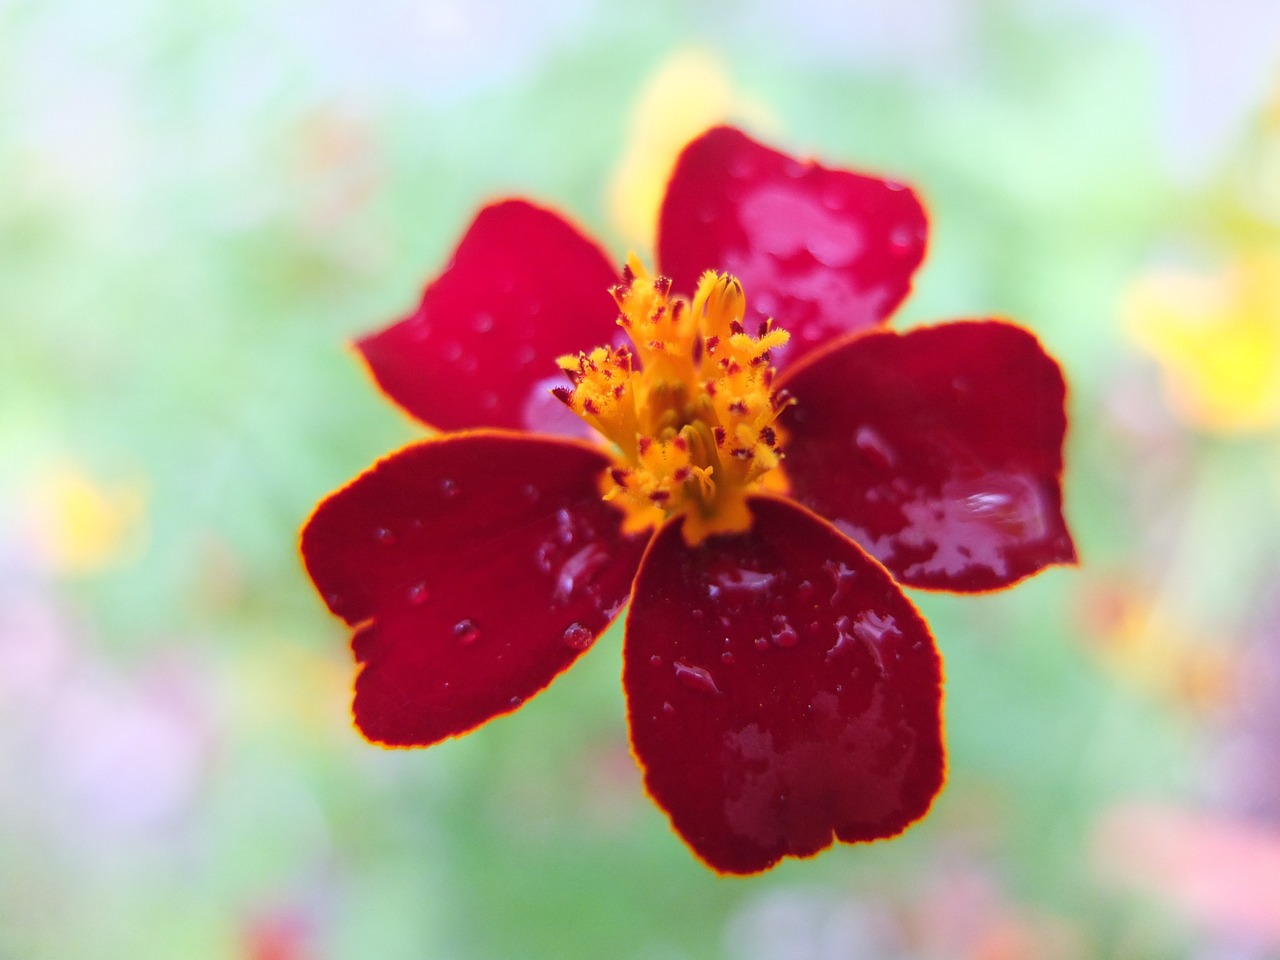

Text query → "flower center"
[554,254,792,544]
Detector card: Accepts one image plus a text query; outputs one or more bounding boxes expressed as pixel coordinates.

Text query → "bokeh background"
[5,0,1280,957]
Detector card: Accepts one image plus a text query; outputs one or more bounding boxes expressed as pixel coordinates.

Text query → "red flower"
[301,127,1075,874]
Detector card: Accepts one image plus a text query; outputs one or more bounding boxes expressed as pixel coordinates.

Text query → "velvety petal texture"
[624,496,945,875]
[780,320,1075,592]
[356,201,620,435]
[657,126,928,370]
[301,432,649,745]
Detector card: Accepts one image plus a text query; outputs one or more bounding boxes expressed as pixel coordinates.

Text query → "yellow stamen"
[555,255,792,544]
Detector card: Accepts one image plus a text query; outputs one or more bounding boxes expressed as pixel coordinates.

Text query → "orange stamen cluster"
[555,254,792,543]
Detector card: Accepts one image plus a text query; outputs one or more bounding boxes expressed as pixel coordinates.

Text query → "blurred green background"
[5,0,1280,957]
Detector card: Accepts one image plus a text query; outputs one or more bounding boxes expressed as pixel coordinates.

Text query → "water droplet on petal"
[509,695,524,708]
[824,560,857,602]
[649,655,662,667]
[562,622,594,650]
[754,636,769,651]
[439,478,458,499]
[853,424,896,470]
[888,224,918,255]
[662,702,675,716]
[770,615,799,648]
[453,618,479,644]
[515,344,537,369]
[822,185,848,210]
[522,483,540,503]
[673,661,721,695]
[374,527,395,545]
[729,154,756,178]
[472,312,495,334]
[720,651,735,665]
[407,581,428,605]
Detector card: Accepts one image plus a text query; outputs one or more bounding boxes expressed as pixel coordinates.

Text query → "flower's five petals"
[301,432,649,745]
[623,496,945,875]
[657,126,927,369]
[780,321,1076,593]
[356,201,621,435]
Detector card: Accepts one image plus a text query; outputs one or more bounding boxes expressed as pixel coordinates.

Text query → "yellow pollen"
[555,253,792,544]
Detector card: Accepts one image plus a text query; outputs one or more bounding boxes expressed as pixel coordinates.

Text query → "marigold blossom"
[301,127,1075,874]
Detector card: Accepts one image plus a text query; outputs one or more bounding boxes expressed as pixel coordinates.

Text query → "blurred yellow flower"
[1124,253,1280,433]
[1081,579,1233,711]
[32,464,147,573]
[606,49,773,248]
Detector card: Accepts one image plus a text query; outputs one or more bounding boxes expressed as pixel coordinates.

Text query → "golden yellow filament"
[555,255,792,544]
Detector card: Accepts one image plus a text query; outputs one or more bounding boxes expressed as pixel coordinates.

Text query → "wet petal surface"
[624,496,945,874]
[780,320,1075,592]
[657,126,927,370]
[357,201,620,434]
[301,432,648,745]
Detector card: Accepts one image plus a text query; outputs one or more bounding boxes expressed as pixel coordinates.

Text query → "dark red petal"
[657,126,927,370]
[780,320,1076,593]
[624,496,945,875]
[356,201,620,434]
[301,432,648,745]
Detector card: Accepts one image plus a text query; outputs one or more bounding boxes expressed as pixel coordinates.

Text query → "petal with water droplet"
[301,432,648,746]
[657,127,928,371]
[356,200,620,434]
[623,495,945,874]
[780,320,1076,592]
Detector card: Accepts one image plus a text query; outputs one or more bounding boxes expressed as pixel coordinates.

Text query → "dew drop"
[754,636,769,651]
[472,311,495,334]
[673,661,722,695]
[509,695,524,708]
[515,344,537,368]
[439,478,458,499]
[771,615,799,648]
[407,581,428,605]
[649,655,662,667]
[374,526,395,545]
[796,580,815,603]
[729,154,756,178]
[884,179,908,192]
[853,424,896,470]
[522,483,541,503]
[720,651,736,665]
[888,224,918,255]
[480,391,499,411]
[824,560,857,602]
[453,618,480,644]
[662,702,675,716]
[562,621,594,651]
